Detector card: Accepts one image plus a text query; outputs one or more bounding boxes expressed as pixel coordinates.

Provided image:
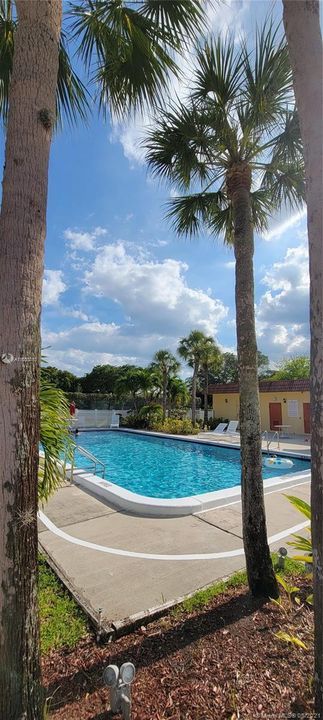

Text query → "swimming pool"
[74,430,310,500]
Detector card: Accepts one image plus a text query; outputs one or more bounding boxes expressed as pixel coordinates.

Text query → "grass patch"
[273,553,307,577]
[39,555,88,654]
[173,569,248,616]
[173,554,307,617]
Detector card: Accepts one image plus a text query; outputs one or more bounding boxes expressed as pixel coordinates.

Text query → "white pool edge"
[68,464,311,518]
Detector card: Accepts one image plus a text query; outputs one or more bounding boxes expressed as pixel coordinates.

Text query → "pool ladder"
[262,430,280,453]
[70,445,106,480]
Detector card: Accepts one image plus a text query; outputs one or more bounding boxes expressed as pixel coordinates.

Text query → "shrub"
[139,404,163,425]
[151,417,199,435]
[120,413,147,429]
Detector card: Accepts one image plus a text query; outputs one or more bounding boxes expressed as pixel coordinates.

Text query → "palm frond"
[145,102,218,189]
[39,381,74,503]
[70,0,206,117]
[261,160,306,209]
[56,31,90,128]
[267,109,304,165]
[242,20,294,130]
[166,190,229,238]
[207,201,234,244]
[250,188,274,233]
[193,36,243,108]
[140,0,206,48]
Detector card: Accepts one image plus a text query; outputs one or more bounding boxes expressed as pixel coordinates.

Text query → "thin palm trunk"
[191,362,198,425]
[228,163,278,598]
[203,367,209,426]
[162,372,167,421]
[132,392,138,413]
[283,2,323,710]
[0,1,61,717]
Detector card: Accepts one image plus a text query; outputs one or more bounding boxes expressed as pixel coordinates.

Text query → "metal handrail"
[262,430,280,453]
[268,430,280,453]
[70,445,106,480]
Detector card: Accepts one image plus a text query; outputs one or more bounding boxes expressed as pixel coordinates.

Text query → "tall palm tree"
[145,24,305,598]
[178,330,208,425]
[151,349,180,420]
[0,2,206,716]
[283,2,323,712]
[168,375,189,411]
[199,336,221,426]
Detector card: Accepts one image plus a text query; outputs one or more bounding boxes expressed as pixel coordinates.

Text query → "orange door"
[303,403,311,434]
[269,402,282,430]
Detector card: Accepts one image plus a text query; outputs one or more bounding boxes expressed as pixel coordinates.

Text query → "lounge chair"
[211,422,228,434]
[110,413,120,429]
[226,420,239,435]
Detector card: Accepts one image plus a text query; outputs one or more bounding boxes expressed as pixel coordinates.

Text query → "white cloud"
[61,307,92,322]
[206,0,250,37]
[42,241,229,372]
[256,242,310,359]
[64,226,107,252]
[84,241,228,337]
[263,208,307,241]
[42,270,66,306]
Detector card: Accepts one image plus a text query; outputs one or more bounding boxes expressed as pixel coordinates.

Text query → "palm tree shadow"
[46,590,267,712]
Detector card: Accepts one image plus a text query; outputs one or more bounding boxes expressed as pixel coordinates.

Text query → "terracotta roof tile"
[208,379,310,394]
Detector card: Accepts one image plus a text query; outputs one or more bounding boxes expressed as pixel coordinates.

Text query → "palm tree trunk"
[191,363,198,425]
[283,2,323,711]
[203,367,209,427]
[0,2,62,718]
[162,373,167,421]
[227,163,278,598]
[132,392,138,413]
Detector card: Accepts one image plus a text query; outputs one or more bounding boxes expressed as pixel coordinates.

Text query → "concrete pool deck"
[38,466,311,635]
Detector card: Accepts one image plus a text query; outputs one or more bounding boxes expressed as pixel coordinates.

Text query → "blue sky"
[1,0,314,376]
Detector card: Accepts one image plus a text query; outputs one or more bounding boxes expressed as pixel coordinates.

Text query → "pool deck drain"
[39,475,310,634]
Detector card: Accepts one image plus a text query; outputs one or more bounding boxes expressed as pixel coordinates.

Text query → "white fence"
[74,408,214,428]
[186,409,214,422]
[75,409,129,429]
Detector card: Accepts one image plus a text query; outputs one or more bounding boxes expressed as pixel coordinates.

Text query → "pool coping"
[69,429,311,517]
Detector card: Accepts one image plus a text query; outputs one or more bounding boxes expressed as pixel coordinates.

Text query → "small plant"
[285,495,312,563]
[275,574,300,609]
[272,497,313,653]
[274,630,307,650]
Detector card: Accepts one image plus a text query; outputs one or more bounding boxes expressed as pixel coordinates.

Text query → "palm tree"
[116,366,153,413]
[178,330,208,425]
[151,349,180,420]
[283,2,323,712]
[39,380,74,503]
[199,337,221,426]
[145,24,305,598]
[168,375,189,411]
[0,2,206,716]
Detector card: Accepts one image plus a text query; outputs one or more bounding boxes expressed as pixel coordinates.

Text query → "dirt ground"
[43,575,315,720]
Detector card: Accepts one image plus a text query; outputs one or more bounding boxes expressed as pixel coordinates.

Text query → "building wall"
[212,390,310,433]
[212,393,240,422]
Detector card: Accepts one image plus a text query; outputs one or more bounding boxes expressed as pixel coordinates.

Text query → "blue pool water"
[73,431,311,499]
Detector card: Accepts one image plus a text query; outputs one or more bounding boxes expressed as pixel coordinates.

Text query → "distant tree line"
[42,338,310,420]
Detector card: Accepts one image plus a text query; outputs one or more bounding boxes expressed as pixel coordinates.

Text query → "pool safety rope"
[38,511,309,562]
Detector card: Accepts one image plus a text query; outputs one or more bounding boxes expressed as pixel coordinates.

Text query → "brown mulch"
[43,575,315,720]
